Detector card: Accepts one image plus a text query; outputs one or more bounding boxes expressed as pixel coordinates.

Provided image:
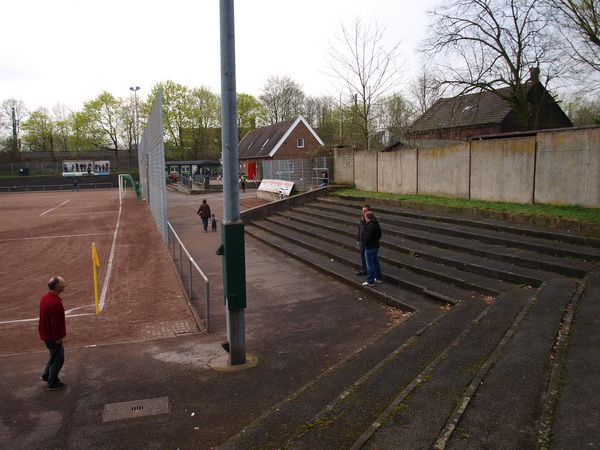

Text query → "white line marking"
[40,200,70,216]
[0,233,112,243]
[98,201,123,312]
[0,312,96,325]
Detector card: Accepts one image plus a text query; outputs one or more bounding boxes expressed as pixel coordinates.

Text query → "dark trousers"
[360,243,367,272]
[201,217,209,231]
[42,340,64,387]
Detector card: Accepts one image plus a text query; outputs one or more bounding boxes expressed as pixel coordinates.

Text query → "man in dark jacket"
[197,199,212,232]
[361,211,382,287]
[39,276,68,390]
[356,205,371,275]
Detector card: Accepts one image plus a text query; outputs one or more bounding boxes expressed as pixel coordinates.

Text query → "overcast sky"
[1,0,439,112]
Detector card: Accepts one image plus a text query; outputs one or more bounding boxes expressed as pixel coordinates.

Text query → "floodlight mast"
[219,0,246,366]
[129,86,140,150]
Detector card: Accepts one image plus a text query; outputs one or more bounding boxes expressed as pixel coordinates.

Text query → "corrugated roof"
[411,85,519,132]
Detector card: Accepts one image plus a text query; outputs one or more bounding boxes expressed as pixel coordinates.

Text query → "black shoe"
[356,271,367,275]
[47,383,68,391]
[40,376,48,382]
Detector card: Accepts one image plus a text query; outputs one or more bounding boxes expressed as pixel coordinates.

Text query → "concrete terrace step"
[321,196,600,248]
[251,218,480,307]
[279,208,549,286]
[266,212,514,297]
[294,204,596,278]
[222,289,492,449]
[238,194,596,449]
[246,223,445,312]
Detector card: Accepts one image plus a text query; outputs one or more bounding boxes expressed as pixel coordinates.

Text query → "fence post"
[189,259,193,300]
[179,246,183,277]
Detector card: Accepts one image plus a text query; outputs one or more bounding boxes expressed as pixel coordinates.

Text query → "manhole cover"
[103,397,169,422]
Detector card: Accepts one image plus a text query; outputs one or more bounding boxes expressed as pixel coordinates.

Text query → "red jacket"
[38,292,66,341]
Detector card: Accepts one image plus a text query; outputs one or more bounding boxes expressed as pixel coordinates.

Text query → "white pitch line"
[39,200,70,216]
[0,232,112,243]
[0,311,96,325]
[98,201,123,313]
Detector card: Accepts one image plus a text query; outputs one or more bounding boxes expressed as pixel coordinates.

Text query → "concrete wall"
[535,128,600,208]
[354,151,378,192]
[333,147,355,185]
[378,149,417,194]
[418,143,470,198]
[334,127,600,208]
[470,137,536,203]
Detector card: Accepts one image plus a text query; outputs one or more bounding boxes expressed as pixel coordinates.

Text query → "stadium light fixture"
[129,86,140,150]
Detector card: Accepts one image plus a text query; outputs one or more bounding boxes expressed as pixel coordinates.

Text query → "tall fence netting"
[138,89,168,243]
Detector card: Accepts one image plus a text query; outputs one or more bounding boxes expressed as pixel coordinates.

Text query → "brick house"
[410,81,573,141]
[237,116,325,180]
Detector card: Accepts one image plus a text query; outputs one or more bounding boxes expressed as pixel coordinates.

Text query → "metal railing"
[167,222,210,332]
[0,182,114,193]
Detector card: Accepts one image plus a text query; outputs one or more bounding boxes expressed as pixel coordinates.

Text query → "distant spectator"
[197,199,212,232]
[319,170,329,188]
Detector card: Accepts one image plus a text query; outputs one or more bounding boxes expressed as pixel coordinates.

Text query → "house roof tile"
[238,116,324,159]
[411,85,520,132]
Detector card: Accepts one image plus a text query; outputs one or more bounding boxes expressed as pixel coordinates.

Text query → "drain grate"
[103,397,169,422]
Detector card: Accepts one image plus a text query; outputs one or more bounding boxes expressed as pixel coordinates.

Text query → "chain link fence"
[138,89,168,243]
[260,156,332,192]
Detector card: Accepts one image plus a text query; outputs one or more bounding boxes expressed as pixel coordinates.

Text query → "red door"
[248,162,256,180]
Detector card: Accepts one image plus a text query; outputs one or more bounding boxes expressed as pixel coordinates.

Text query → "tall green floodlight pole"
[218,0,247,366]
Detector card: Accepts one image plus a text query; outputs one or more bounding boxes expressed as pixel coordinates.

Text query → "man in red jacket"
[39,276,68,390]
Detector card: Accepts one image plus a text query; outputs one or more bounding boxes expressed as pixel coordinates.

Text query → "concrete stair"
[224,195,597,449]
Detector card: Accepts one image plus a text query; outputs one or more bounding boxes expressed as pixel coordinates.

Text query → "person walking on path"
[39,276,68,391]
[362,211,382,287]
[356,205,371,275]
[72,179,79,191]
[240,174,247,193]
[197,199,212,232]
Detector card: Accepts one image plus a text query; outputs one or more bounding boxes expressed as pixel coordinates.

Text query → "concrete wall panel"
[418,143,470,198]
[535,128,600,207]
[333,147,355,185]
[335,127,599,207]
[470,137,535,203]
[378,150,417,194]
[354,151,378,192]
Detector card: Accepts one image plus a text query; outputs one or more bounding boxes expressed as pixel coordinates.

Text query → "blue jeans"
[42,339,64,387]
[365,248,381,284]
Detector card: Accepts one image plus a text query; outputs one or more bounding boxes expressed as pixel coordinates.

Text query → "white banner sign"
[258,179,294,196]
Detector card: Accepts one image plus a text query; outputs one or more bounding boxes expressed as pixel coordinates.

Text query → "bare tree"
[327,19,402,150]
[410,70,443,117]
[421,0,564,129]
[259,76,305,125]
[544,0,600,90]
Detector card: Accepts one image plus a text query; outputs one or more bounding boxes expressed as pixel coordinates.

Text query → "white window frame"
[297,138,305,148]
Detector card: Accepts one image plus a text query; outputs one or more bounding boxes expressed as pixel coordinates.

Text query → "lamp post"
[130,86,140,150]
